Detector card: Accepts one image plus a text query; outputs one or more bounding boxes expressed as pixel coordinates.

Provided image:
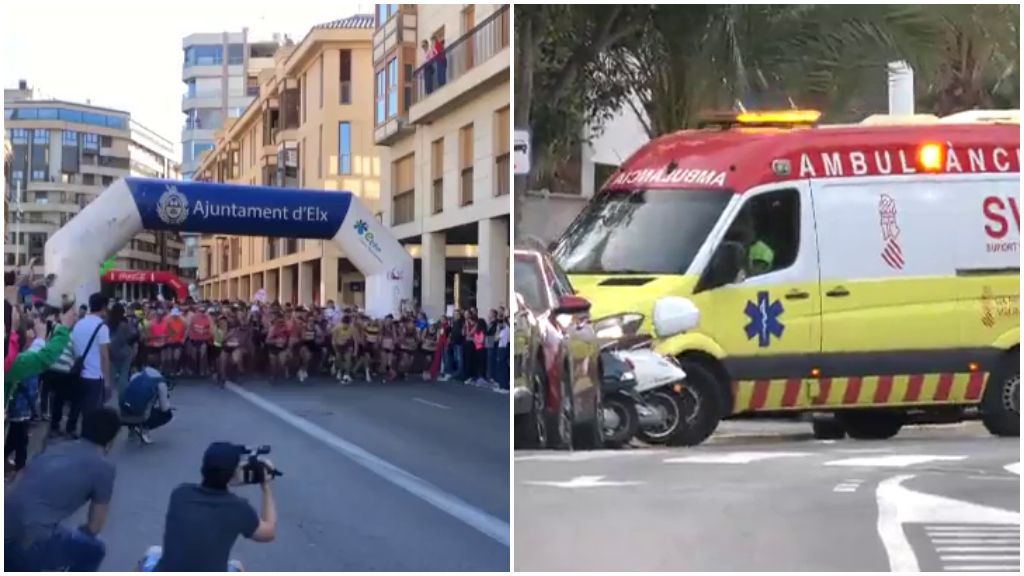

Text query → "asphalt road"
[43,376,509,571]
[515,421,1019,572]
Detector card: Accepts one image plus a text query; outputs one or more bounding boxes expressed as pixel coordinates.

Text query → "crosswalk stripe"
[933,537,1019,541]
[942,561,1015,565]
[940,555,1020,561]
[824,454,966,467]
[929,532,1020,538]
[928,525,1020,532]
[937,547,1020,552]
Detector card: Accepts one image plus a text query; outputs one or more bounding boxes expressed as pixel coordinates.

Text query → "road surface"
[47,377,509,571]
[515,421,1019,572]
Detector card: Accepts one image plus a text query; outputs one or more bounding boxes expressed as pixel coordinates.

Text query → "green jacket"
[4,325,71,408]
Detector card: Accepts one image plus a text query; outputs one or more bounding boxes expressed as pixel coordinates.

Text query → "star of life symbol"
[879,194,904,270]
[355,219,369,235]
[156,186,189,226]
[744,291,785,348]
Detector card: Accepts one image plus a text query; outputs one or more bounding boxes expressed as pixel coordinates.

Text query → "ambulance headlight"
[653,297,700,338]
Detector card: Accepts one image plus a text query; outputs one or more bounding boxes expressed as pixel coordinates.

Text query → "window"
[228,44,244,65]
[101,135,113,147]
[12,170,24,183]
[431,138,444,214]
[392,154,415,226]
[317,124,322,178]
[319,55,324,109]
[387,58,398,118]
[32,129,50,144]
[553,189,732,275]
[62,130,78,146]
[301,75,306,124]
[184,45,223,66]
[339,50,352,104]
[459,123,474,206]
[403,63,413,113]
[37,108,58,120]
[494,106,510,196]
[83,133,99,150]
[31,170,46,181]
[11,128,28,144]
[338,122,351,175]
[301,138,306,186]
[713,189,801,283]
[83,173,96,185]
[462,5,476,68]
[375,70,386,124]
[102,176,114,186]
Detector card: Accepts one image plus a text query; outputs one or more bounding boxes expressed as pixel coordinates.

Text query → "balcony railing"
[412,5,509,105]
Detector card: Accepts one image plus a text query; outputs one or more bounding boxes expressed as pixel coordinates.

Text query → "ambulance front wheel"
[981,352,1020,438]
[666,360,723,446]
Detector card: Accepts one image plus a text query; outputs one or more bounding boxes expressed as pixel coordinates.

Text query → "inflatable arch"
[101,269,189,302]
[45,178,413,318]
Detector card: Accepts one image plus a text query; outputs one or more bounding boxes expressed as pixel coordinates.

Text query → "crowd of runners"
[122,298,512,388]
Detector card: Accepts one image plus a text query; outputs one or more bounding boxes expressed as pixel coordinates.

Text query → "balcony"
[409,5,509,124]
[182,125,216,143]
[182,93,222,112]
[372,10,418,66]
[374,114,414,146]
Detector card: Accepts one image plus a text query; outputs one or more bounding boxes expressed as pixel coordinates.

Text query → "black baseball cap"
[202,442,245,472]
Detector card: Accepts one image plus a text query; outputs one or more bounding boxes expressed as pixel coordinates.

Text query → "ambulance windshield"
[553,189,731,275]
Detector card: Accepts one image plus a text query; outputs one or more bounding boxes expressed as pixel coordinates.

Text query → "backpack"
[121,370,161,416]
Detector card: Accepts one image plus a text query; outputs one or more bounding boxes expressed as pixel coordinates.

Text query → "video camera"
[240,445,283,485]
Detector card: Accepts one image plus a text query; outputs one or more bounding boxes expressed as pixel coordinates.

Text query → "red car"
[514,247,603,450]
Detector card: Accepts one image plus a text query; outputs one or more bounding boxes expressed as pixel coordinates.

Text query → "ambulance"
[552,109,1020,445]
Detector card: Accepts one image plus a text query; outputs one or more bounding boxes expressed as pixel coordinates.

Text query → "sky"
[1,0,373,158]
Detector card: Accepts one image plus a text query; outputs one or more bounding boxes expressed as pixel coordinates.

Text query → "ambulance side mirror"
[704,241,745,289]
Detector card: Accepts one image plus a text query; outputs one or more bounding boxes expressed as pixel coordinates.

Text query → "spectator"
[68,293,112,436]
[4,407,121,571]
[107,303,135,400]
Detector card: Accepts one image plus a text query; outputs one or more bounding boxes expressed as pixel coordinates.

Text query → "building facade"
[374,3,511,318]
[195,15,381,308]
[179,30,281,282]
[4,81,182,296]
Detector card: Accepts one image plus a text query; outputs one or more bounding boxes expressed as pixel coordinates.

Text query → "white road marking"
[943,566,1019,571]
[937,547,1021,552]
[515,450,665,462]
[524,475,643,488]
[932,539,1020,545]
[827,454,966,468]
[875,474,1020,572]
[833,478,864,493]
[1006,462,1021,475]
[940,554,1020,561]
[927,525,1020,532]
[664,451,811,464]
[225,383,510,547]
[413,397,451,410]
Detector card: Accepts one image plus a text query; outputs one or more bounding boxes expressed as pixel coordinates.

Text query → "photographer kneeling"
[141,442,277,571]
[119,364,174,445]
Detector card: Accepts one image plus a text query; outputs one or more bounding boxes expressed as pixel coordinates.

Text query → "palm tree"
[604,5,993,135]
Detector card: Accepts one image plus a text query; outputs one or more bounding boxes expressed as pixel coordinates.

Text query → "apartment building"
[194,15,380,307]
[4,81,183,296]
[180,30,281,281]
[374,4,511,318]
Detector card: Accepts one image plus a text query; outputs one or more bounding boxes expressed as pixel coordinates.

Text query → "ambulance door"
[811,177,960,386]
[695,182,821,411]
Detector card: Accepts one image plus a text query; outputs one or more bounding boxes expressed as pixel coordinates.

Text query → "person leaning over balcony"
[434,38,447,87]
[421,40,436,95]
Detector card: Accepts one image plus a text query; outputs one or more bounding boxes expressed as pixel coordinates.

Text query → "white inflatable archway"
[45,178,413,318]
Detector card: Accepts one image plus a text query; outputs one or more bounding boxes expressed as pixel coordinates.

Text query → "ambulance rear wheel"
[811,415,846,440]
[981,353,1019,438]
[839,411,904,440]
[666,361,722,446]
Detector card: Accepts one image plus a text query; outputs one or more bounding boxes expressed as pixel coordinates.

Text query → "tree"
[513,5,648,234]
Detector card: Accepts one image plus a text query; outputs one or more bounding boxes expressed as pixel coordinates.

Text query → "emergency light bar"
[699,109,822,129]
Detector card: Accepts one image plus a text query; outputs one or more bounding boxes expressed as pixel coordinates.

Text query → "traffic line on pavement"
[832,478,864,493]
[664,451,811,464]
[943,566,1019,571]
[875,475,1021,572]
[524,475,643,488]
[413,397,452,410]
[826,454,966,468]
[937,547,1020,552]
[1006,462,1021,475]
[515,450,665,462]
[225,383,510,548]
